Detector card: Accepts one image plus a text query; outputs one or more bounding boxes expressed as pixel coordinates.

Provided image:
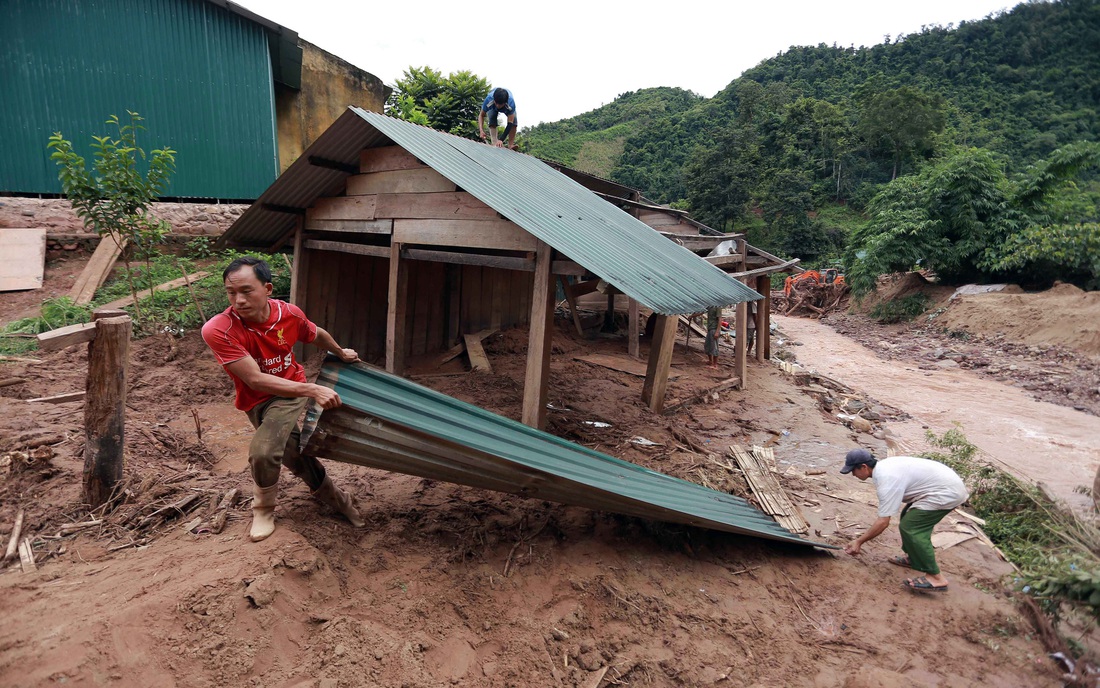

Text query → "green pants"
[899,505,953,575]
[245,397,326,490]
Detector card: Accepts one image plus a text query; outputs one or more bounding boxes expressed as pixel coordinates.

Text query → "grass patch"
[868,293,930,323]
[923,427,1100,625]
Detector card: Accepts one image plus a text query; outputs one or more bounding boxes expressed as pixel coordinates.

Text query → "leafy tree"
[846,142,1100,294]
[386,66,491,140]
[858,86,946,179]
[48,112,176,321]
[684,124,758,230]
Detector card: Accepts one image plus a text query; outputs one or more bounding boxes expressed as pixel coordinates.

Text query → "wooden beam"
[569,279,601,297]
[659,233,729,249]
[29,391,86,404]
[551,260,586,276]
[83,314,131,508]
[290,227,306,306]
[307,196,378,221]
[36,322,98,352]
[347,169,456,195]
[748,244,804,272]
[262,203,306,215]
[308,155,358,174]
[558,276,586,337]
[304,239,390,258]
[755,276,769,363]
[760,276,772,361]
[734,240,748,386]
[464,333,492,372]
[359,145,427,174]
[393,218,537,252]
[95,272,211,311]
[641,314,678,412]
[69,236,126,305]
[404,248,532,272]
[375,192,499,221]
[726,259,802,279]
[628,298,640,358]
[303,218,394,234]
[521,241,555,429]
[662,377,742,415]
[385,242,409,375]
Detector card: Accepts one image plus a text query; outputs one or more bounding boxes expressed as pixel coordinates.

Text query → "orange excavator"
[783,268,845,296]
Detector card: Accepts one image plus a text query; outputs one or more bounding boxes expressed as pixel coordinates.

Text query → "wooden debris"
[58,520,103,535]
[582,666,609,688]
[18,537,37,573]
[931,531,977,550]
[208,487,241,534]
[955,509,987,526]
[0,355,44,364]
[2,509,25,566]
[0,377,26,388]
[729,445,810,534]
[464,333,492,372]
[661,377,741,415]
[69,236,126,305]
[138,492,204,528]
[36,321,98,351]
[29,391,86,404]
[575,353,681,379]
[95,271,211,311]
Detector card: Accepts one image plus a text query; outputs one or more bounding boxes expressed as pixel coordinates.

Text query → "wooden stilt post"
[641,314,678,412]
[755,275,769,362]
[83,311,131,509]
[386,241,409,375]
[627,298,640,358]
[559,276,586,337]
[522,241,555,429]
[289,223,307,307]
[734,239,748,387]
[602,291,616,332]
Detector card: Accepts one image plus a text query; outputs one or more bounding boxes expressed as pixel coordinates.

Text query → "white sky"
[238,0,1020,126]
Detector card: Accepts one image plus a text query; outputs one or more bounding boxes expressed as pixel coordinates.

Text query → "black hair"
[863,457,878,469]
[223,256,272,284]
[493,87,509,105]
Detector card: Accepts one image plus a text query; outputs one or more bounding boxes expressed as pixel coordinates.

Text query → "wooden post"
[386,241,409,375]
[289,224,307,306]
[733,238,748,387]
[83,313,131,508]
[755,275,769,362]
[522,241,555,429]
[627,298,640,358]
[641,314,678,412]
[603,291,616,333]
[558,276,586,337]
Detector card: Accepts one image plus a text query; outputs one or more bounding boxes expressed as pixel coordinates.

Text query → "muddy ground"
[0,259,1090,687]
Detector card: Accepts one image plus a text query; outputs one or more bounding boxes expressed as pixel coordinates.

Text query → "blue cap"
[840,448,874,474]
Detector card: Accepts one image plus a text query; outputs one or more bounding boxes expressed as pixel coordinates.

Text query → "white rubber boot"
[249,483,279,542]
[312,476,365,528]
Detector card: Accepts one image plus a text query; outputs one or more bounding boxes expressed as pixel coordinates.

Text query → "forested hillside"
[524,0,1100,290]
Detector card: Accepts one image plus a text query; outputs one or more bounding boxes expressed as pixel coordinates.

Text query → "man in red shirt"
[202,256,363,542]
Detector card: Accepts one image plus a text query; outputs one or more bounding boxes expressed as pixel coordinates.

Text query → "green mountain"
[523,0,1100,287]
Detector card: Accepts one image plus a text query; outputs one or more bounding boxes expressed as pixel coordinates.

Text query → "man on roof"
[840,449,969,593]
[478,87,517,149]
[201,256,364,542]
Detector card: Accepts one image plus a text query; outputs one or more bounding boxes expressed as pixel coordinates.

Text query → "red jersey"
[201,299,318,411]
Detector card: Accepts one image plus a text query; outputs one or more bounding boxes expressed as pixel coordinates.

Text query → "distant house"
[217,108,795,427]
[0,0,389,200]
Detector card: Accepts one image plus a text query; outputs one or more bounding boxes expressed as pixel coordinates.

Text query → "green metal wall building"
[0,0,302,200]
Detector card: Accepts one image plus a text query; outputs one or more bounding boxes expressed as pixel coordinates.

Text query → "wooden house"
[217,108,763,428]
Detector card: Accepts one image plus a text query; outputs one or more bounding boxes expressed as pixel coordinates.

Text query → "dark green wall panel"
[0,0,278,199]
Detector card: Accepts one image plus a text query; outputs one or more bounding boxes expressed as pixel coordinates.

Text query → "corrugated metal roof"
[303,362,833,549]
[356,109,759,314]
[219,108,759,314]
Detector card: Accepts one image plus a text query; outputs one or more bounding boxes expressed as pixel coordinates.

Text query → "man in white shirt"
[840,449,969,592]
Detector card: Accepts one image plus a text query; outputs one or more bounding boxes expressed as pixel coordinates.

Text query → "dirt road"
[776,315,1100,512]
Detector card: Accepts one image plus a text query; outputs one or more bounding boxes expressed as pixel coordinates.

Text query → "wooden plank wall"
[300,144,537,363]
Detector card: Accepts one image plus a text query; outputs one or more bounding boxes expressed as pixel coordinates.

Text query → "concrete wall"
[275,41,390,174]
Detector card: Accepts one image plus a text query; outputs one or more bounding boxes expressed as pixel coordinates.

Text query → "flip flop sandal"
[888,555,911,568]
[903,576,948,593]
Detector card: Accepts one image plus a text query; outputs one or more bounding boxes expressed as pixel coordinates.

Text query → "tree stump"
[83,314,131,508]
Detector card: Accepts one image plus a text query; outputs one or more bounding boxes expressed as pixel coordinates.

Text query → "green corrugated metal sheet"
[354,109,760,314]
[304,362,833,548]
[0,0,279,199]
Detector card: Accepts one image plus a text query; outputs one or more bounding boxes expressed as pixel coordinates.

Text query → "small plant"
[186,237,215,259]
[48,111,176,322]
[868,293,930,323]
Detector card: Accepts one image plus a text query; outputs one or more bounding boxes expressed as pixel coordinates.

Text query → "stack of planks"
[729,445,810,534]
[69,236,127,304]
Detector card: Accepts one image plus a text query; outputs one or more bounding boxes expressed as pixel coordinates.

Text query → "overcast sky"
[238,0,1020,126]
